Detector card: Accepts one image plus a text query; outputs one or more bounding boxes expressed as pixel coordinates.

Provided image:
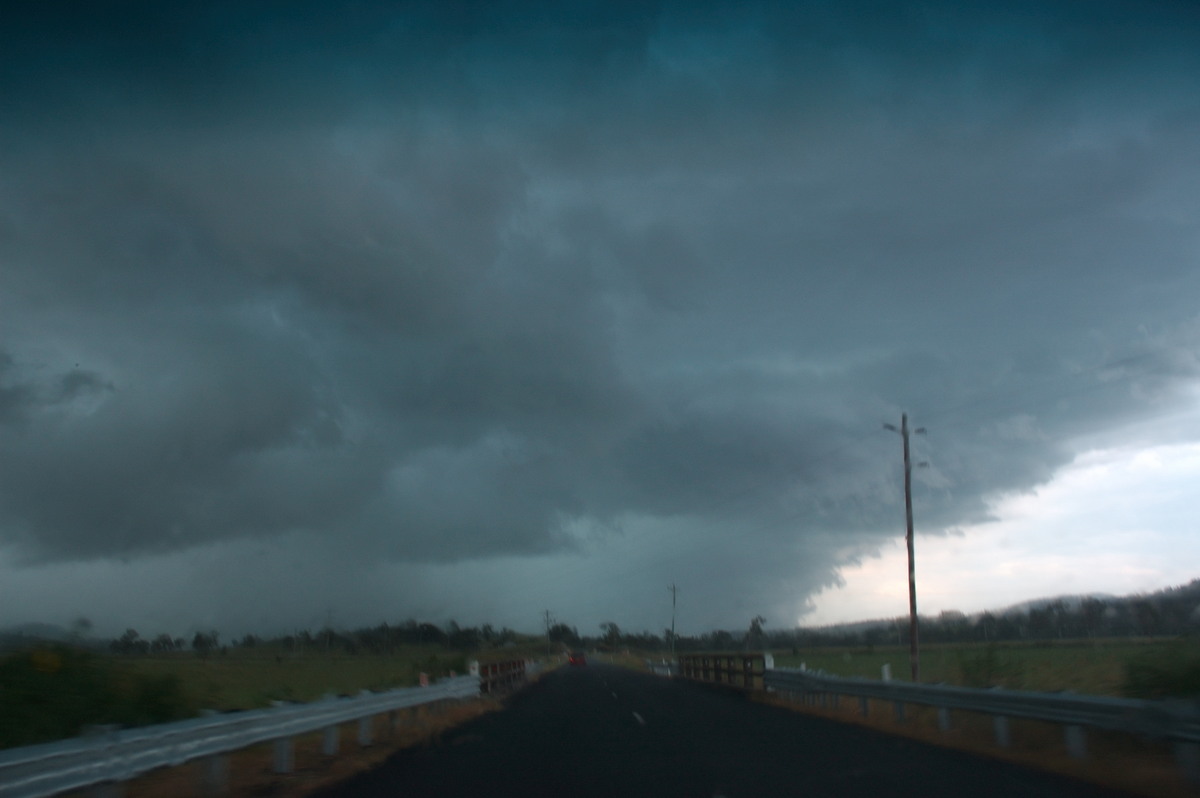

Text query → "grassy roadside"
[124,648,470,711]
[772,637,1189,695]
[1,644,544,750]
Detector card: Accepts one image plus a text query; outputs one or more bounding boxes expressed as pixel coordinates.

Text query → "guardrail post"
[893,701,905,722]
[358,690,374,746]
[1064,725,1086,760]
[201,754,228,795]
[858,696,869,717]
[273,738,294,773]
[993,715,1011,748]
[358,715,373,746]
[937,707,951,732]
[322,725,339,755]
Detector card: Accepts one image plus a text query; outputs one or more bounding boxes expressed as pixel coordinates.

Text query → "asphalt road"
[314,663,1132,798]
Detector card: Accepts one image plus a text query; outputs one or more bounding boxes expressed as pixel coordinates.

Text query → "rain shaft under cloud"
[1,0,1199,635]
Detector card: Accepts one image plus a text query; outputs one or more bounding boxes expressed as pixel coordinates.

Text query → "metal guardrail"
[763,666,1200,781]
[764,667,1200,741]
[0,666,526,798]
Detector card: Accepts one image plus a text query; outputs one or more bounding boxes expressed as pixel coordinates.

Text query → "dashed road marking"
[612,692,619,699]
[632,712,645,726]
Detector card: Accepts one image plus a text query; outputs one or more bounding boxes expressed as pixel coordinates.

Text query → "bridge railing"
[0,659,532,798]
[676,653,767,691]
[476,658,529,695]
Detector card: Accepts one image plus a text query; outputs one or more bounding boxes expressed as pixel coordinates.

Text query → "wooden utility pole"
[543,610,553,659]
[885,413,925,682]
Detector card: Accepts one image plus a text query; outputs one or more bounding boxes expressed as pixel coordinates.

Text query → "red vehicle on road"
[568,651,586,666]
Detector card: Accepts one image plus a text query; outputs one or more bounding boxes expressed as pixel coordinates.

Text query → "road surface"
[314,662,1131,797]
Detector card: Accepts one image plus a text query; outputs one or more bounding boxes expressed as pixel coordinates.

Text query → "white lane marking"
[612,692,619,699]
[632,712,645,726]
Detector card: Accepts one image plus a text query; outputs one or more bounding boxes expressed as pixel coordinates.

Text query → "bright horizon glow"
[805,437,1200,627]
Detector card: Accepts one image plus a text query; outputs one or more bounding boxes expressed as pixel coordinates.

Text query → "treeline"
[99,579,1200,659]
[785,579,1200,649]
[105,620,534,657]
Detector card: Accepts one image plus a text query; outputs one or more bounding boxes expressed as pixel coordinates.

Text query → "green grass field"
[770,638,1191,696]
[124,647,472,711]
[0,643,547,748]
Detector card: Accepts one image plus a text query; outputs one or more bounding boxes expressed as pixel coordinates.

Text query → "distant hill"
[994,593,1117,618]
[795,580,1198,642]
[0,622,72,651]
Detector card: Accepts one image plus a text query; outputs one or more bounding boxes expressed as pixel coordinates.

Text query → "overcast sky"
[2,1,1199,641]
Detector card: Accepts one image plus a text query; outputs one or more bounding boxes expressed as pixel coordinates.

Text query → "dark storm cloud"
[0,352,35,424]
[1,0,1198,631]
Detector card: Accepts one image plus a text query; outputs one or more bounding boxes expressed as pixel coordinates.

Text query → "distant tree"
[192,631,216,658]
[1028,607,1053,639]
[111,628,148,655]
[415,622,446,645]
[317,627,338,653]
[70,617,93,642]
[548,623,580,646]
[151,633,176,653]
[1080,597,1104,633]
[446,621,480,650]
[746,616,766,650]
[600,622,621,648]
[708,630,736,650]
[976,613,998,642]
[1133,599,1160,637]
